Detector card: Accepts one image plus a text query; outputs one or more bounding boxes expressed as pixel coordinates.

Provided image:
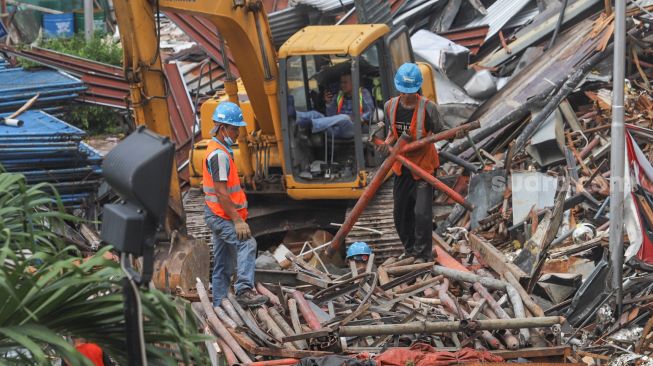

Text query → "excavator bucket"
[153,231,210,296]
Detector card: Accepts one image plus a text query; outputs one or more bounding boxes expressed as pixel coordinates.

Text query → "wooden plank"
[469,233,528,281]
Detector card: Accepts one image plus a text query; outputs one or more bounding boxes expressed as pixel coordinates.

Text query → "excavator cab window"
[387,25,414,77]
[281,48,385,183]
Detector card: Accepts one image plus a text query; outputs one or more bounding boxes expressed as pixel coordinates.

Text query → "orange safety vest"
[336,89,363,115]
[389,95,439,179]
[203,138,248,220]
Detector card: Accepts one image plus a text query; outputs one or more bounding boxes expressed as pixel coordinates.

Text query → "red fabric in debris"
[374,343,503,366]
[75,343,105,366]
[626,131,653,264]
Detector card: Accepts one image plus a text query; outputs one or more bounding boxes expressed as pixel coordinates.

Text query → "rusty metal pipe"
[288,299,303,334]
[338,316,565,337]
[256,283,282,306]
[433,265,507,290]
[221,300,246,328]
[579,135,601,159]
[385,262,435,276]
[214,305,238,329]
[246,358,299,366]
[216,337,239,365]
[373,137,474,210]
[398,120,482,155]
[473,293,519,350]
[257,307,295,349]
[326,136,409,256]
[474,282,530,346]
[291,291,322,331]
[196,279,252,363]
[503,271,545,317]
[395,153,474,210]
[269,307,308,350]
[439,279,503,350]
[395,275,443,295]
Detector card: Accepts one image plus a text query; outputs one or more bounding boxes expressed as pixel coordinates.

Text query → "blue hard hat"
[211,102,246,134]
[346,242,372,259]
[394,63,423,94]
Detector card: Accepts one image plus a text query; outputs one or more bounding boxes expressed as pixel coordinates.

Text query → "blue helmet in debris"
[394,63,423,94]
[211,101,246,134]
[346,242,372,259]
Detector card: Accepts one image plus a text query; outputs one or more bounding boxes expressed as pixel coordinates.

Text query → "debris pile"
[190,1,653,365]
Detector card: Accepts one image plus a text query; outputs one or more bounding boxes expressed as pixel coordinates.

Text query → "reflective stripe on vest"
[204,194,248,209]
[336,89,363,115]
[389,96,427,139]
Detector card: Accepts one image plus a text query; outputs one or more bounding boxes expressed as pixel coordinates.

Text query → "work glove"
[376,142,391,155]
[455,129,466,140]
[234,219,252,241]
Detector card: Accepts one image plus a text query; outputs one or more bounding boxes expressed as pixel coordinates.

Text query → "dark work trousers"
[393,166,434,261]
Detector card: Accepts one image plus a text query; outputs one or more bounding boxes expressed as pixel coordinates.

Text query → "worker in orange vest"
[203,102,268,308]
[379,63,455,263]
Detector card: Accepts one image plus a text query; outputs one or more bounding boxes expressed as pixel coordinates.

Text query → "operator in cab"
[203,102,268,308]
[296,73,375,139]
[379,63,454,264]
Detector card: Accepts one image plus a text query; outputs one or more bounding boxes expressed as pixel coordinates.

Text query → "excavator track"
[344,178,404,263]
[184,188,214,258]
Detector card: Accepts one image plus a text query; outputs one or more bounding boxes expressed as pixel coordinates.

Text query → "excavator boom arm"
[112,0,281,230]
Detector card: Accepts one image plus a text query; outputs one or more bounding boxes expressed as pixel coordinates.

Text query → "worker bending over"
[380,63,447,263]
[203,102,268,307]
[296,73,375,139]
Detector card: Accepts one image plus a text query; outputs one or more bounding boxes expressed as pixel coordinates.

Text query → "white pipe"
[609,0,626,312]
[2,118,23,127]
[84,0,93,41]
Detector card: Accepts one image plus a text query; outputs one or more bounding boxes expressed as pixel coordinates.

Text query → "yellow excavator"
[112,0,437,293]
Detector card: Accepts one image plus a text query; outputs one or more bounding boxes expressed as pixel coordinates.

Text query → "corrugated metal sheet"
[290,0,353,12]
[163,12,239,76]
[0,67,86,112]
[393,0,444,27]
[0,46,128,109]
[440,24,490,55]
[355,0,392,25]
[0,110,102,207]
[269,7,310,48]
[505,4,539,29]
[466,0,532,40]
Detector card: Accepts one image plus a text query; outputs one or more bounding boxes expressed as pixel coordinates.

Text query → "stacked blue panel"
[0,110,103,207]
[0,67,86,112]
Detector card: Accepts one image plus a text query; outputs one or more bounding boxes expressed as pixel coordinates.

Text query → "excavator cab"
[278,24,426,199]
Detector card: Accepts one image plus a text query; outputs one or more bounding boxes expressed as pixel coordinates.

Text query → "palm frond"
[0,172,211,365]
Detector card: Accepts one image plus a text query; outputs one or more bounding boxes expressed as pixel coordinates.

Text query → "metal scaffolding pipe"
[291,291,322,331]
[338,316,565,337]
[327,121,481,255]
[432,265,508,290]
[325,136,408,256]
[609,0,626,314]
[439,279,503,349]
[268,307,308,350]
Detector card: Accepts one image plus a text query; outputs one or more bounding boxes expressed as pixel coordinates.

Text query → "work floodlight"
[100,126,175,256]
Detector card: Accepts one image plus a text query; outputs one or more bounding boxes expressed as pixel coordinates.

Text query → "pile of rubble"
[188,2,653,365]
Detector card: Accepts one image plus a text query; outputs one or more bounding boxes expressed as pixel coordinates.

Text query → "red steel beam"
[163,12,239,76]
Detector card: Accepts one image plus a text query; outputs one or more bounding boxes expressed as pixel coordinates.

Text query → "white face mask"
[221,127,235,147]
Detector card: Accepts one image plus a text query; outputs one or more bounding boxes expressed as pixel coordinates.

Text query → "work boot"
[236,289,268,307]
